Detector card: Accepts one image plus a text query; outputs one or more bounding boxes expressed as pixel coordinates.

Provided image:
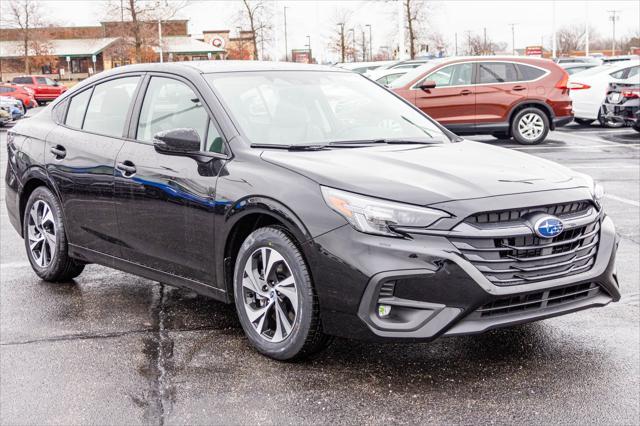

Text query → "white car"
[365,68,410,86]
[568,60,639,125]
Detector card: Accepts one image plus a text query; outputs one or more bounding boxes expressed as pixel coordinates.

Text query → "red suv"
[11,75,67,105]
[390,57,573,144]
[0,84,37,109]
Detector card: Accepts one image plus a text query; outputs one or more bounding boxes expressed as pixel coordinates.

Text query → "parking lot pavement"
[1,114,639,425]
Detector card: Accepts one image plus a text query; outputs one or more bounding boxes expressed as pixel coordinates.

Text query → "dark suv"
[390,57,574,144]
[5,62,619,360]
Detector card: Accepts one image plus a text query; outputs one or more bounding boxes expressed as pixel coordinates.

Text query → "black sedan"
[5,61,620,360]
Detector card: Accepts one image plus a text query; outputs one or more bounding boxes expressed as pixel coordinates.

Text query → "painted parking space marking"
[604,194,640,207]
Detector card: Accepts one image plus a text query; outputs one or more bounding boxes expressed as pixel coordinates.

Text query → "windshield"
[205,71,448,146]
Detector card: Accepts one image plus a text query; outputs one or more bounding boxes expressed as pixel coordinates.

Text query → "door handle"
[116,161,137,177]
[50,145,66,159]
[460,89,472,95]
[512,85,526,91]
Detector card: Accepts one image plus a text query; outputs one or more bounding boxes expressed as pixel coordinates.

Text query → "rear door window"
[65,89,92,128]
[82,76,140,138]
[12,77,32,84]
[478,62,519,84]
[424,63,472,87]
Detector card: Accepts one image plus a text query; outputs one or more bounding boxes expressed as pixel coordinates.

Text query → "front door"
[413,62,475,131]
[45,75,141,258]
[114,75,227,284]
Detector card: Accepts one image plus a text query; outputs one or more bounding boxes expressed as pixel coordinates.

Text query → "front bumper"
[307,202,620,342]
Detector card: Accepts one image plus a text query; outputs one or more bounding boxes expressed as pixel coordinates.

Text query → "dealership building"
[0,19,254,81]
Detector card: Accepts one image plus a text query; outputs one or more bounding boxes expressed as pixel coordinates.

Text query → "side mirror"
[153,128,201,155]
[418,80,436,90]
[52,81,59,86]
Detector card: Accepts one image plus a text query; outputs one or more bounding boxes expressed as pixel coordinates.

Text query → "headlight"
[321,186,450,237]
[592,181,605,203]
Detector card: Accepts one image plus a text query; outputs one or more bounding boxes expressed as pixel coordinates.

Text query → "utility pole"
[338,23,345,62]
[455,32,458,56]
[509,23,516,56]
[552,0,557,58]
[483,27,487,55]
[306,34,311,60]
[284,6,289,61]
[237,26,243,59]
[608,10,620,56]
[366,24,372,61]
[585,1,589,56]
[361,30,366,62]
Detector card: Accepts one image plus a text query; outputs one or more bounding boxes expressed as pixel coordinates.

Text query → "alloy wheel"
[241,247,298,343]
[27,200,57,268]
[518,113,544,141]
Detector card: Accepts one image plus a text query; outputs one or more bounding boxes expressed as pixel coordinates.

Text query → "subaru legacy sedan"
[5,62,620,361]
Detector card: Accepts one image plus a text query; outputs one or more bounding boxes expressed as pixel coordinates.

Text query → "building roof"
[155,36,224,54]
[0,38,120,58]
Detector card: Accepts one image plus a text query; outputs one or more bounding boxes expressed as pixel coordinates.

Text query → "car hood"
[261,140,591,206]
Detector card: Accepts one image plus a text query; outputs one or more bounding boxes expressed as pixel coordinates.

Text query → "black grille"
[378,281,396,299]
[474,283,599,318]
[466,201,592,225]
[451,220,600,286]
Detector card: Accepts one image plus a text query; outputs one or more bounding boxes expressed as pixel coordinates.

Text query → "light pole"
[365,24,372,61]
[306,35,311,61]
[509,23,516,56]
[608,10,620,56]
[338,23,346,62]
[284,6,289,61]
[454,32,458,56]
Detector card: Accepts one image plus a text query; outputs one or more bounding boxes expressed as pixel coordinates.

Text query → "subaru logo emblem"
[534,216,564,238]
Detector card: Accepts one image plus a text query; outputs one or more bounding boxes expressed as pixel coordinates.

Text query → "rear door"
[45,74,142,258]
[413,62,475,130]
[474,62,527,128]
[113,74,228,285]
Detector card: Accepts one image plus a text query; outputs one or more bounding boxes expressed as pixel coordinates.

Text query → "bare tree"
[402,0,431,59]
[104,0,188,63]
[328,8,352,63]
[238,0,272,60]
[3,0,48,73]
[556,24,586,56]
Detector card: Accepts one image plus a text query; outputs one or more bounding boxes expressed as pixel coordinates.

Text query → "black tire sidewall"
[23,187,69,280]
[233,227,315,361]
[512,108,549,145]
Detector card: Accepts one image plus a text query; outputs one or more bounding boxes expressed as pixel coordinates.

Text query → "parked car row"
[339,56,638,143]
[0,96,25,126]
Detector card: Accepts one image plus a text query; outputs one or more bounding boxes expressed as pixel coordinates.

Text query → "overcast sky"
[8,0,640,61]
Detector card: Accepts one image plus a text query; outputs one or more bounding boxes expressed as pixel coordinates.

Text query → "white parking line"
[514,144,640,150]
[553,131,639,146]
[604,194,640,207]
[0,261,30,269]
[570,165,640,169]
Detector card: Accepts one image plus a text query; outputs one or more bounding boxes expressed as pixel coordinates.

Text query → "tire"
[233,226,331,361]
[511,107,549,145]
[633,122,640,133]
[574,118,594,126]
[23,186,85,282]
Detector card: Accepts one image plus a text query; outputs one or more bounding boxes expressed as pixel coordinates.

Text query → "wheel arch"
[220,196,312,299]
[17,168,59,237]
[508,101,555,132]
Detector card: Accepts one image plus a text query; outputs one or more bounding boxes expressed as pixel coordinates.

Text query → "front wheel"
[511,108,549,145]
[23,187,85,281]
[234,226,331,361]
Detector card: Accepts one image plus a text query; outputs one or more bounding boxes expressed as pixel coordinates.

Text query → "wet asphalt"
[1,110,638,425]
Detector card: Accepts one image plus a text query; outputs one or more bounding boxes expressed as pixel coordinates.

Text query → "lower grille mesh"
[473,283,600,318]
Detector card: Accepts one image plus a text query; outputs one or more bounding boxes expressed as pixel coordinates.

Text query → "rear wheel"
[574,118,594,126]
[511,108,549,145]
[23,187,85,282]
[234,226,331,361]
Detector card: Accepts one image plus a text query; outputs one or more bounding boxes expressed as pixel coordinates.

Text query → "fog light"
[378,304,391,318]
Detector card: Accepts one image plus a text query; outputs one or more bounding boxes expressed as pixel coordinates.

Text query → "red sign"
[525,46,543,56]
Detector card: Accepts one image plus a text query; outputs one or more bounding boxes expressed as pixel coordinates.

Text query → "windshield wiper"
[328,138,444,146]
[250,143,327,151]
